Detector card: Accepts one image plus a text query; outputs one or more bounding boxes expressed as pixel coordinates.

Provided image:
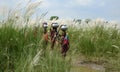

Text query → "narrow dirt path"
[70,56,105,72]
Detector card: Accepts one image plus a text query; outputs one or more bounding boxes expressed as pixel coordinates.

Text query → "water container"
[61,25,68,30]
[43,22,48,28]
[52,23,59,28]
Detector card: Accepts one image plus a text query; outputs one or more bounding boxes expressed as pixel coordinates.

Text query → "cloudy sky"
[0,0,120,22]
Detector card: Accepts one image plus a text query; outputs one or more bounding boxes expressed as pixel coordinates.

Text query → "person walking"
[60,25,69,57]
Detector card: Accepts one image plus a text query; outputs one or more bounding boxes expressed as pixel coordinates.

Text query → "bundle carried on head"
[60,25,68,31]
[51,22,59,28]
[43,22,48,28]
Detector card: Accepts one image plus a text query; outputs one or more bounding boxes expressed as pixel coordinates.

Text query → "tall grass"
[68,25,120,57]
[1,19,120,71]
[0,21,71,72]
[1,0,120,72]
[0,1,71,71]
[68,24,120,71]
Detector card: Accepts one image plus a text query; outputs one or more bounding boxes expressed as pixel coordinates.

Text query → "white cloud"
[40,0,51,8]
[69,0,94,6]
[0,2,9,17]
[66,0,106,8]
[98,2,105,7]
[0,7,4,16]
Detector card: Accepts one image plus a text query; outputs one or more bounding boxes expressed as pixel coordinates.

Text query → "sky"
[0,0,120,22]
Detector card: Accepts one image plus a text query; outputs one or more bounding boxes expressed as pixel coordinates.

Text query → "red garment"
[50,30,55,40]
[63,38,69,45]
[61,35,69,57]
[50,29,56,49]
[43,33,48,42]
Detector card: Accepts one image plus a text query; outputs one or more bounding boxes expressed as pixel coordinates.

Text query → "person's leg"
[51,40,55,49]
[61,45,66,57]
[62,45,69,57]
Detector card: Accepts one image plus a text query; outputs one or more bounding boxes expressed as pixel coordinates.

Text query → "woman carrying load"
[60,25,69,57]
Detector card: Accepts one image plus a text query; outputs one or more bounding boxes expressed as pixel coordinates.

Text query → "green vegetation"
[0,20,70,72]
[50,16,59,20]
[0,1,120,71]
[68,25,120,72]
[1,19,120,72]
